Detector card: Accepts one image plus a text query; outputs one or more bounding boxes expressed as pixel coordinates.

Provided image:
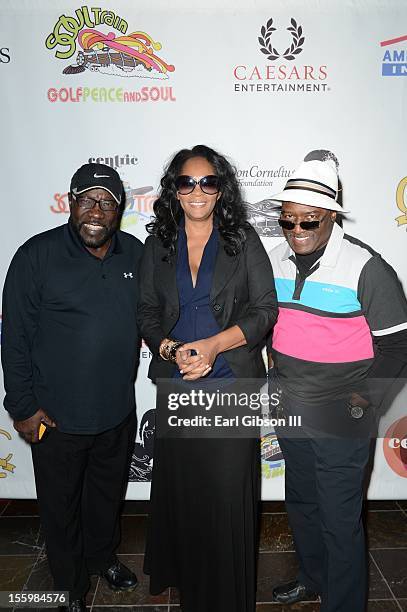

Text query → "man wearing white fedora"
[267,153,407,611]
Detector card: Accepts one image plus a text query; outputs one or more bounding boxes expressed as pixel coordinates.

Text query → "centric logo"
[259,17,305,62]
[383,416,407,478]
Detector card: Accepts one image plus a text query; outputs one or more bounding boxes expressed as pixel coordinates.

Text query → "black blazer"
[137,225,278,381]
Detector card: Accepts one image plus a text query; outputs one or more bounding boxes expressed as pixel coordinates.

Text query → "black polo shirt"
[1,222,144,434]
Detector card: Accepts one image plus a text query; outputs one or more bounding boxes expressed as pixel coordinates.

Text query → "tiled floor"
[0,499,406,611]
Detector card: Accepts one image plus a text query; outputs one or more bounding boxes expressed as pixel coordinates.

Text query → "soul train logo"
[396,176,407,229]
[50,154,156,229]
[45,7,175,103]
[0,429,16,479]
[46,6,175,79]
[51,187,155,229]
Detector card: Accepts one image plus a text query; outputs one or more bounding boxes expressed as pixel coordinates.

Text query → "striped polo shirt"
[268,222,407,403]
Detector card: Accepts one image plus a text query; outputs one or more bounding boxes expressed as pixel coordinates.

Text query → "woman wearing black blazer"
[138,145,277,612]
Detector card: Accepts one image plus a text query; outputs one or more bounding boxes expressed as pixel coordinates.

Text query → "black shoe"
[272,580,318,604]
[102,560,138,592]
[58,599,86,612]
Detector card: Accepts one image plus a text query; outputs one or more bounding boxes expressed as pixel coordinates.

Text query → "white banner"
[1,0,406,498]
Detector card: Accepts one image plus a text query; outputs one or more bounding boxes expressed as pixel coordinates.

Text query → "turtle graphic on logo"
[46,7,175,80]
[63,30,175,79]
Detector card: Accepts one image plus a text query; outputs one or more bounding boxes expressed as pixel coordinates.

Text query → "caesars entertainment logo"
[50,154,156,229]
[45,6,176,103]
[0,429,16,480]
[380,34,407,77]
[383,417,407,478]
[233,17,329,94]
[395,176,407,230]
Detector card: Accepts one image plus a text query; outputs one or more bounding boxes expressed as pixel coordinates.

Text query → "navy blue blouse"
[170,223,235,380]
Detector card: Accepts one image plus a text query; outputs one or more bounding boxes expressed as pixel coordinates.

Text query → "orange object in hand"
[38,422,47,440]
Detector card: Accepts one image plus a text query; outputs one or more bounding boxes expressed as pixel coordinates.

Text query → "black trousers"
[31,411,136,600]
[277,433,370,612]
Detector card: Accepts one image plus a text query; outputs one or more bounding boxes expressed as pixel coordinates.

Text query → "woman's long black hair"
[146,145,249,260]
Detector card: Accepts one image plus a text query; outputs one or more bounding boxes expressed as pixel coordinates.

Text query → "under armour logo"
[123,272,133,279]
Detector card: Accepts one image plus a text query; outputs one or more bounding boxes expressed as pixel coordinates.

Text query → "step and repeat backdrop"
[1,0,406,498]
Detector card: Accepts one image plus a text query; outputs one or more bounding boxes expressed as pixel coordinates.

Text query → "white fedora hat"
[271,159,348,213]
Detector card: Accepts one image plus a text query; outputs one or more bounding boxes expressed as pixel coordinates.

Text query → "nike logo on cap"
[94,173,110,178]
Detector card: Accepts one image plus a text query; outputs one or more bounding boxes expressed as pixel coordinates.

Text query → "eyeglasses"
[71,193,119,212]
[175,175,220,195]
[278,217,326,231]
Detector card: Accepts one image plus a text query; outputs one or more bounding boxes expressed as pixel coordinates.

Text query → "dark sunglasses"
[278,218,324,231]
[175,175,220,195]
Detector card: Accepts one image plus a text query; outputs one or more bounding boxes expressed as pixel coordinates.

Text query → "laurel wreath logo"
[258,17,305,61]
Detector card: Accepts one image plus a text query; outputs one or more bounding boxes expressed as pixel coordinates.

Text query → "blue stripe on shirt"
[275,278,361,313]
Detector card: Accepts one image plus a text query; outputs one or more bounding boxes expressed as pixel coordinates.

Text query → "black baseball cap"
[70,163,123,204]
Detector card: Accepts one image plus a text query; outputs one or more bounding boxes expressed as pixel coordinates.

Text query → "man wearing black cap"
[2,163,144,611]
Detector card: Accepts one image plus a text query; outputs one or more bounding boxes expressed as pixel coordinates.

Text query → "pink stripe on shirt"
[273,307,374,363]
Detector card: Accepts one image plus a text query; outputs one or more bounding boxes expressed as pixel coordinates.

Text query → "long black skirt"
[144,392,260,612]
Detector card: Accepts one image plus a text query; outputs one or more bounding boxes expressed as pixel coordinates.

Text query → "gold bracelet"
[169,341,184,363]
[159,338,171,360]
[159,338,184,362]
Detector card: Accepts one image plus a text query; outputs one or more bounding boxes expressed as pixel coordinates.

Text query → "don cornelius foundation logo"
[45,7,176,103]
[233,16,329,94]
